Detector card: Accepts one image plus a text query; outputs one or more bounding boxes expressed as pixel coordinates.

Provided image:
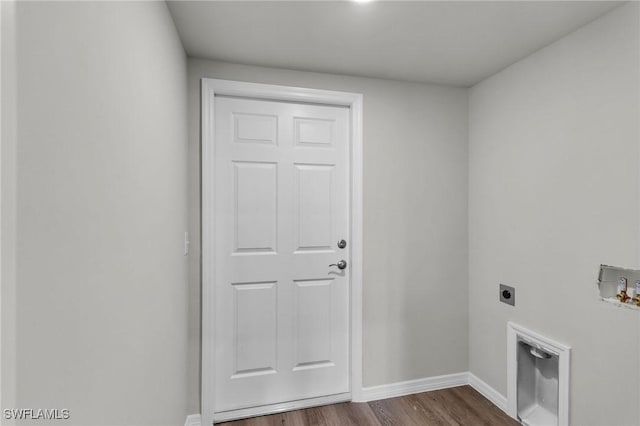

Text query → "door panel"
[233,161,278,254]
[214,96,350,413]
[294,117,335,147]
[293,278,334,369]
[295,164,334,251]
[233,113,278,145]
[231,281,277,378]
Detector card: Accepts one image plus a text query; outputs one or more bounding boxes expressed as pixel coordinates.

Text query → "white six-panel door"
[213,96,351,414]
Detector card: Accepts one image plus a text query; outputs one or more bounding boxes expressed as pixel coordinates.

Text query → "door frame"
[201,78,363,425]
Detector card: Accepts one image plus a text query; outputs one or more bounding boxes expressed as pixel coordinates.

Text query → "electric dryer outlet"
[500,284,515,306]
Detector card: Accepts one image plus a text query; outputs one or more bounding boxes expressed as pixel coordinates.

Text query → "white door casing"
[201,79,363,425]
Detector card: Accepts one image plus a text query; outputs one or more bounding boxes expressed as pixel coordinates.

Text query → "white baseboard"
[468,372,508,414]
[184,413,201,426]
[190,371,509,424]
[360,372,468,402]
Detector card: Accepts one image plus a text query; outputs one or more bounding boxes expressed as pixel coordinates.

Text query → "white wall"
[7,2,189,425]
[187,59,469,410]
[8,2,635,424]
[1,0,18,419]
[468,3,639,425]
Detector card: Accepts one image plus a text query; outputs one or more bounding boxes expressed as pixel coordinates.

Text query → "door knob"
[337,239,347,249]
[329,260,347,270]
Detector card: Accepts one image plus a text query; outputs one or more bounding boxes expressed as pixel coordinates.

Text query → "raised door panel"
[233,162,277,254]
[293,279,334,371]
[294,164,334,252]
[234,113,278,145]
[294,117,334,147]
[231,281,278,379]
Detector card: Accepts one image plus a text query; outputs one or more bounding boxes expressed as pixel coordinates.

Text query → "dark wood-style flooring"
[218,385,518,425]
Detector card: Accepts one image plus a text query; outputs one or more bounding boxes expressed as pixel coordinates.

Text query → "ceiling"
[167,1,623,87]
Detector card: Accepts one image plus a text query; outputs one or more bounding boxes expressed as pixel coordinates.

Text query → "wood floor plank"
[215,385,519,426]
[450,386,517,426]
[368,397,409,425]
[217,413,279,426]
[371,393,454,426]
[280,409,307,425]
[434,386,491,425]
[331,401,380,425]
[303,404,342,426]
[411,389,465,425]
[398,393,450,425]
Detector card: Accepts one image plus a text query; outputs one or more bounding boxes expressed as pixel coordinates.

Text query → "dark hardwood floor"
[217,385,518,425]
